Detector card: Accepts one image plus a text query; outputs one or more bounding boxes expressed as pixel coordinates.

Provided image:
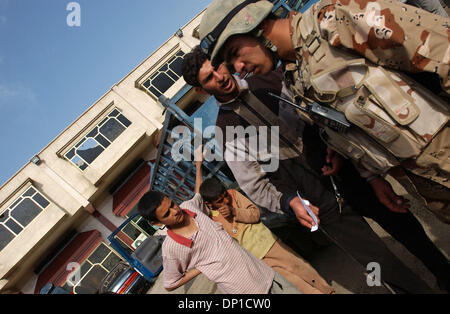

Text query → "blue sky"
[0,0,212,185]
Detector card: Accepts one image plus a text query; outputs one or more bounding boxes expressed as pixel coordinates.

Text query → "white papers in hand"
[297,191,318,232]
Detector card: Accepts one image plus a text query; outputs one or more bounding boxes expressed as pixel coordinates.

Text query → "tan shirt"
[210,189,277,259]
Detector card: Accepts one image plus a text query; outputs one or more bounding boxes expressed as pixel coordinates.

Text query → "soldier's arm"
[317,0,450,94]
[352,160,410,213]
[368,176,410,213]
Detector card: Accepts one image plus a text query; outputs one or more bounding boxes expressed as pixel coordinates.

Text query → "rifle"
[268,92,351,133]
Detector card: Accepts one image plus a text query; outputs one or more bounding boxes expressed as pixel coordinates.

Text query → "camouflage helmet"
[199,0,274,67]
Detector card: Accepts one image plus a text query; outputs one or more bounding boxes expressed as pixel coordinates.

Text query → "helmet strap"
[252,28,280,69]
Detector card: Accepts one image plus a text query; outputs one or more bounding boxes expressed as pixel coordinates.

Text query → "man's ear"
[195,87,209,95]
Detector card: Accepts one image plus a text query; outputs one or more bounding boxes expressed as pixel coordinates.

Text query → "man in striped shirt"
[137,190,301,294]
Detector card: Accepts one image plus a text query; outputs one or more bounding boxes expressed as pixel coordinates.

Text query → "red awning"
[34,230,102,294]
[113,163,151,217]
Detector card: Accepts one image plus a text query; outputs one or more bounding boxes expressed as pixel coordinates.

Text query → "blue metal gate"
[150,85,235,204]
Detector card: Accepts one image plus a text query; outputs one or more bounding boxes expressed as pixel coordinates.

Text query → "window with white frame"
[61,242,123,294]
[64,108,132,171]
[0,186,50,252]
[141,50,185,99]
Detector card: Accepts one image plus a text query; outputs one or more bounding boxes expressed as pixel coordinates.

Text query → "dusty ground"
[147,175,449,294]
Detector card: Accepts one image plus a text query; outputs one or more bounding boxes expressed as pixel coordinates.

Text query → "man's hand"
[322,147,344,176]
[218,205,235,219]
[165,268,201,291]
[369,176,409,213]
[289,197,320,229]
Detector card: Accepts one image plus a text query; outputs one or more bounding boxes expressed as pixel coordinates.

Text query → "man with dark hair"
[182,45,240,103]
[137,190,164,222]
[181,46,208,87]
[137,189,301,294]
[199,177,226,203]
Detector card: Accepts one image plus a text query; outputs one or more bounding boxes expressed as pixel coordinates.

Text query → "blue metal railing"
[150,88,234,204]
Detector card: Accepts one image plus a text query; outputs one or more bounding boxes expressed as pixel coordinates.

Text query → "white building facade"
[0,9,206,294]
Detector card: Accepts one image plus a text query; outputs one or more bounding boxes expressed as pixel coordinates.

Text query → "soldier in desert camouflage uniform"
[198,0,450,223]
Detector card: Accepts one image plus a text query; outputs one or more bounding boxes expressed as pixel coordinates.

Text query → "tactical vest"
[286,4,450,176]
